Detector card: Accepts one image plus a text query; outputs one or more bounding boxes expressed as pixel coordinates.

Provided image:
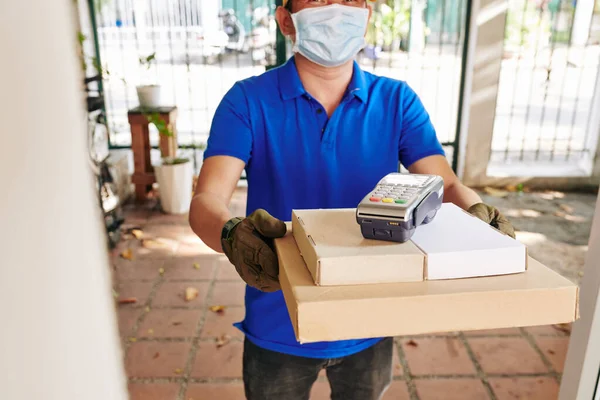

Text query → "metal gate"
[358,0,469,171]
[490,0,600,174]
[88,0,469,171]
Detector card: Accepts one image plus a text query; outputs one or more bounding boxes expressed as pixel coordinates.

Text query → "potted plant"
[136,53,162,108]
[146,112,193,214]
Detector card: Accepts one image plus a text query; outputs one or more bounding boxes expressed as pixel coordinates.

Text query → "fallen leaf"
[185,287,199,302]
[153,352,160,359]
[145,306,151,312]
[147,329,154,335]
[159,267,165,275]
[406,340,418,347]
[505,184,527,192]
[552,323,572,334]
[118,297,137,304]
[131,229,144,239]
[548,349,556,355]
[112,289,119,298]
[172,321,182,326]
[174,368,183,375]
[193,263,200,270]
[142,238,166,249]
[484,187,509,198]
[209,305,226,315]
[578,271,584,277]
[128,337,137,342]
[559,204,575,214]
[120,248,134,260]
[216,334,231,348]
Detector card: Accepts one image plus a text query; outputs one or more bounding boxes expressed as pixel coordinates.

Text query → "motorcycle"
[219,8,248,53]
[216,7,277,65]
[248,6,277,65]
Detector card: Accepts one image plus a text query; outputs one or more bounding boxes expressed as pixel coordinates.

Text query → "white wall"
[559,187,600,399]
[0,1,129,399]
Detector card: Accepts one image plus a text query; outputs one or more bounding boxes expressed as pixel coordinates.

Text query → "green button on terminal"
[395,199,407,204]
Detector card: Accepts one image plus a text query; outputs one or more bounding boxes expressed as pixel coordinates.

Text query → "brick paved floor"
[110,190,573,400]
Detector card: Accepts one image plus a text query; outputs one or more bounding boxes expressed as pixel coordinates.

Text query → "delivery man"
[189,0,515,398]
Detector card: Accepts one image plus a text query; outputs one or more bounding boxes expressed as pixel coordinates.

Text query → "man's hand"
[407,155,517,238]
[468,203,516,238]
[221,209,287,292]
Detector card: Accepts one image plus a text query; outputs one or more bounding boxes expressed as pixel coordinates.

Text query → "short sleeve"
[203,82,253,163]
[398,84,445,168]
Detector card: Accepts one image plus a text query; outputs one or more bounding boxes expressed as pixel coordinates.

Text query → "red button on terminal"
[370,197,381,202]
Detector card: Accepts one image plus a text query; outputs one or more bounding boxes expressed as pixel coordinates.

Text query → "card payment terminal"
[356,173,444,242]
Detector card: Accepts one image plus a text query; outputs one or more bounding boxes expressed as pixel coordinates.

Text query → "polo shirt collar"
[278,57,307,101]
[347,60,369,103]
[278,56,369,103]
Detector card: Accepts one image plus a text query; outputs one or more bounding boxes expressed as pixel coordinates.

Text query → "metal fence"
[91,0,277,159]
[90,0,468,170]
[360,0,468,169]
[490,0,600,168]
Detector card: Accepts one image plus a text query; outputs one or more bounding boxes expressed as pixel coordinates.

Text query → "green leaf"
[145,112,173,137]
[139,52,157,70]
[77,32,87,45]
[163,157,189,165]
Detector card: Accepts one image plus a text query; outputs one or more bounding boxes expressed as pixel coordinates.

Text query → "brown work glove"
[468,203,516,239]
[221,209,287,292]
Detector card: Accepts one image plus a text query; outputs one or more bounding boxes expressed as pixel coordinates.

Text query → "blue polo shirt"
[204,56,445,359]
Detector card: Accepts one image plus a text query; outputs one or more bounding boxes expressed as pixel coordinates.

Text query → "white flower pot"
[136,85,162,108]
[154,159,193,214]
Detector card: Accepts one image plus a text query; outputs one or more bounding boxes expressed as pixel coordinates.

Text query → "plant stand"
[127,105,178,201]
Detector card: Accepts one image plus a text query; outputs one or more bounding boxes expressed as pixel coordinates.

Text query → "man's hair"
[284,0,293,11]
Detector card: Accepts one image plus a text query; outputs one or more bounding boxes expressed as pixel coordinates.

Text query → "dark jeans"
[243,337,394,400]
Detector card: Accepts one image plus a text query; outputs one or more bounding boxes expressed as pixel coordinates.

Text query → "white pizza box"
[410,203,527,280]
[274,230,579,344]
[291,204,527,286]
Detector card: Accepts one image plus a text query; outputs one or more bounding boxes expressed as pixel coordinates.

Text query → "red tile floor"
[111,192,572,400]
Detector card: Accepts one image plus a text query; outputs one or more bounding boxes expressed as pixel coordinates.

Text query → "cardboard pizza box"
[291,204,527,286]
[274,230,579,344]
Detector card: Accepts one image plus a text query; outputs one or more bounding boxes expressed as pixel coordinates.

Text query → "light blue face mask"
[291,4,370,68]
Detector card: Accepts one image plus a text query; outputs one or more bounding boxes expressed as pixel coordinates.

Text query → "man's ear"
[275,6,296,38]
